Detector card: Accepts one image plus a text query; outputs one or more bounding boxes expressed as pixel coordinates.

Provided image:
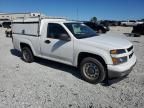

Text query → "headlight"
[110,49,126,54]
[103,26,107,29]
[112,56,127,65]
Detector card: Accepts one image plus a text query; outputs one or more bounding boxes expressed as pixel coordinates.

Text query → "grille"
[127,46,133,52]
[129,52,134,59]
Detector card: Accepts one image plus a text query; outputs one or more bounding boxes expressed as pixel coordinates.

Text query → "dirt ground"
[0,27,144,108]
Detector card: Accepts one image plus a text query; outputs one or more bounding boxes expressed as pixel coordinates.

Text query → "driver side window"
[47,23,69,39]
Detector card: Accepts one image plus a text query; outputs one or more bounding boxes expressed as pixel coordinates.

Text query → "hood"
[79,33,132,50]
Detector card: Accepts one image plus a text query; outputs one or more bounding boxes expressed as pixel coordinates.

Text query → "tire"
[98,29,102,33]
[123,24,127,27]
[22,47,34,63]
[80,57,106,84]
[10,31,12,38]
[5,32,8,37]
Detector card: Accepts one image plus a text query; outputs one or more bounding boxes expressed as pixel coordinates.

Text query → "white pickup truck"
[121,20,143,26]
[12,17,136,84]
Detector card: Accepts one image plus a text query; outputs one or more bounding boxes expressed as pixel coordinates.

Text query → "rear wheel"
[80,57,106,84]
[123,24,126,27]
[5,31,8,37]
[98,29,102,33]
[22,47,34,63]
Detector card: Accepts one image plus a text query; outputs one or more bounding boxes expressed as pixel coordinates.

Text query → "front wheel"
[80,57,106,84]
[22,47,34,63]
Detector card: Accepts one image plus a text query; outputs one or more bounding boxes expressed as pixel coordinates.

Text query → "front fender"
[73,47,113,67]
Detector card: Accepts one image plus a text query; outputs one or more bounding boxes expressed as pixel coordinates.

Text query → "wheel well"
[20,43,33,53]
[123,24,127,26]
[78,52,107,70]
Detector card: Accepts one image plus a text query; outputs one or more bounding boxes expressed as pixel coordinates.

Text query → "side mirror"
[60,33,71,41]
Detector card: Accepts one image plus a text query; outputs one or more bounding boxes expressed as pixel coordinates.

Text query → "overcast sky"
[0,0,144,20]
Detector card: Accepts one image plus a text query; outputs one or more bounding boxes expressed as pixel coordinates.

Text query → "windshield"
[64,23,97,39]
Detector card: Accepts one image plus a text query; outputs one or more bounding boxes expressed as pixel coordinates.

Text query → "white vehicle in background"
[0,22,2,27]
[121,20,143,26]
[12,16,136,84]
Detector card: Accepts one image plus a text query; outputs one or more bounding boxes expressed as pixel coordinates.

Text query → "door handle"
[45,40,51,44]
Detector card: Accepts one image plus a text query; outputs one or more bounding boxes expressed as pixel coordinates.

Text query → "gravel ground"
[0,27,144,108]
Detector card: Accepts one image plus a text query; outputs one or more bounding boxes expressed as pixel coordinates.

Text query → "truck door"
[41,23,74,65]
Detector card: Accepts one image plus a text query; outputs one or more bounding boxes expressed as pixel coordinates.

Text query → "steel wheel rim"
[83,62,100,80]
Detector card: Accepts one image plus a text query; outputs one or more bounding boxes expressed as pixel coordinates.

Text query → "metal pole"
[77,8,79,21]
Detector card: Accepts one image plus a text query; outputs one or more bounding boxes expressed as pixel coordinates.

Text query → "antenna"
[77,8,79,21]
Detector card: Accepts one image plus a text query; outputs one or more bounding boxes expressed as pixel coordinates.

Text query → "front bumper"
[107,54,136,79]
